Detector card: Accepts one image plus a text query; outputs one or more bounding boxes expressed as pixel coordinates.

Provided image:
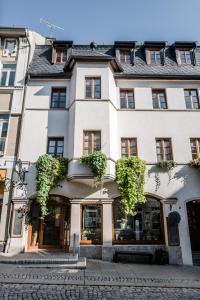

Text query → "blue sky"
[1,0,200,43]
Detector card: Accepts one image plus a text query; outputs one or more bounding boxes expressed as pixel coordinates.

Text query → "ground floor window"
[113,197,164,244]
[81,205,102,244]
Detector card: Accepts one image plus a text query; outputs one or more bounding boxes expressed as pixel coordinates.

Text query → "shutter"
[145,48,150,65]
[191,49,196,66]
[161,48,165,65]
[115,48,120,61]
[52,47,56,64]
[175,48,181,65]
[131,48,135,65]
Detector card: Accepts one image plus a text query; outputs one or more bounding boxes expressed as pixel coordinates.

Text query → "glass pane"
[152,94,159,109]
[56,49,61,63]
[5,40,16,52]
[125,50,131,64]
[1,72,7,86]
[8,71,15,86]
[120,51,125,63]
[127,92,134,109]
[1,122,8,138]
[186,51,191,64]
[120,92,126,109]
[94,79,101,99]
[86,79,92,98]
[155,51,161,64]
[114,198,163,242]
[62,50,67,62]
[81,205,101,242]
[43,207,61,245]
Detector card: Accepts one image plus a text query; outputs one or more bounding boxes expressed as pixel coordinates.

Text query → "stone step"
[17,257,86,269]
[0,253,81,265]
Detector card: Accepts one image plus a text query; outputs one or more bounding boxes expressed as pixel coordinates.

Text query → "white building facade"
[8,40,200,265]
[0,27,45,253]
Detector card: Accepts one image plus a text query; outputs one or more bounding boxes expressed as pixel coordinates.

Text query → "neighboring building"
[9,40,200,265]
[0,27,45,252]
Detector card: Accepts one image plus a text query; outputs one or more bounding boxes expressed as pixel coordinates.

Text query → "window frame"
[178,48,193,64]
[47,137,64,157]
[120,90,135,109]
[119,48,132,64]
[112,198,165,245]
[190,138,200,159]
[121,138,137,158]
[54,47,68,63]
[80,204,102,245]
[156,138,173,162]
[85,77,101,99]
[50,87,66,109]
[184,89,200,109]
[83,130,101,155]
[0,64,16,87]
[147,48,162,65]
[152,89,168,109]
[0,115,9,156]
[4,38,17,56]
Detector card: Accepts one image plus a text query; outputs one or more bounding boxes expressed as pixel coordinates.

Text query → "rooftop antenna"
[39,17,64,37]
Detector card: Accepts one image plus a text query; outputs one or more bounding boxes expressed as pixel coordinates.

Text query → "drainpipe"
[4,29,31,253]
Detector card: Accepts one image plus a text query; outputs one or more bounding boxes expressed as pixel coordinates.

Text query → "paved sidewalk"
[0,260,199,288]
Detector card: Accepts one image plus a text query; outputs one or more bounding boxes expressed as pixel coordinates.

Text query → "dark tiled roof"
[28,44,200,79]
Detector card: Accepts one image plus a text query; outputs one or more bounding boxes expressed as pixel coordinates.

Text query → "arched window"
[113,197,164,244]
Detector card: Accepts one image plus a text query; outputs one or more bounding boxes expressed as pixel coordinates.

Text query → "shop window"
[113,197,164,244]
[81,205,102,244]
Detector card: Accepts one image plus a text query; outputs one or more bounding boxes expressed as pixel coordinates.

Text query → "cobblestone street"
[0,260,199,299]
[0,284,200,300]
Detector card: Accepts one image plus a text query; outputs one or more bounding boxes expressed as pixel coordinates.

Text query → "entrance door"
[187,200,200,251]
[40,206,63,248]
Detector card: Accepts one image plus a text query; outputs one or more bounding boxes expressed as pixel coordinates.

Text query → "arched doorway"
[187,200,200,254]
[113,196,165,244]
[28,196,70,251]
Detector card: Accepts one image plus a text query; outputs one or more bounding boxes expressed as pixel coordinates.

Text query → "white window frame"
[3,38,18,57]
[0,64,16,86]
[0,115,9,156]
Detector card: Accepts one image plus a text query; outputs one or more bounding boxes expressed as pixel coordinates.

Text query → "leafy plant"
[116,156,146,216]
[36,154,68,216]
[190,158,200,168]
[156,160,177,171]
[80,151,107,186]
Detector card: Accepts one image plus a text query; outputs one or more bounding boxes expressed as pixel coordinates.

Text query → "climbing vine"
[156,160,177,171]
[116,156,146,216]
[36,154,68,217]
[80,151,107,186]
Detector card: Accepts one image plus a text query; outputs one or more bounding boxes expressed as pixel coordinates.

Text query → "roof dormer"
[114,41,136,65]
[52,40,73,64]
[173,42,196,65]
[144,41,166,65]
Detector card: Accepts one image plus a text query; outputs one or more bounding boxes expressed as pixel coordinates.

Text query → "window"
[120,90,135,109]
[113,197,164,244]
[0,64,16,86]
[0,115,9,156]
[83,131,101,155]
[119,49,131,64]
[4,39,17,54]
[147,49,161,64]
[152,90,167,109]
[156,138,172,161]
[55,48,67,63]
[47,138,64,157]
[51,88,66,109]
[81,205,102,244]
[121,138,137,158]
[190,138,200,159]
[179,49,192,64]
[85,77,101,99]
[184,90,199,109]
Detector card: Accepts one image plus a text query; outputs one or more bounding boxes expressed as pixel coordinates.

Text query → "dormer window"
[119,49,131,64]
[174,42,196,65]
[179,49,192,64]
[54,48,67,63]
[148,48,161,64]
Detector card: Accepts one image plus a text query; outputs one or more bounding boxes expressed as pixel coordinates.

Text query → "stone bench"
[114,250,153,264]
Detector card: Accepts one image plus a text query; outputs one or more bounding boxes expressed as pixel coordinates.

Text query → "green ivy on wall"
[80,151,107,186]
[116,156,146,216]
[36,154,68,217]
